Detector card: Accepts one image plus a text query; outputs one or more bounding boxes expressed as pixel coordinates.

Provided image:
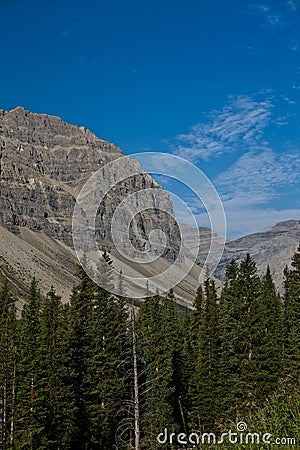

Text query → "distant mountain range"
[180,220,300,293]
[0,107,298,307]
[215,219,300,292]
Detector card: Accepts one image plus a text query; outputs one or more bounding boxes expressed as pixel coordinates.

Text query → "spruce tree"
[36,288,73,449]
[283,245,300,386]
[251,266,283,400]
[137,291,178,448]
[218,259,239,420]
[231,254,261,412]
[189,278,220,430]
[66,252,129,449]
[14,278,45,449]
[64,265,95,449]
[86,283,129,449]
[174,307,193,434]
[95,250,114,292]
[218,255,261,418]
[0,279,17,448]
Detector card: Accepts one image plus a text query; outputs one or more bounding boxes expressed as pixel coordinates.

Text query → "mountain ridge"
[215,219,300,291]
[0,107,198,304]
[0,107,298,301]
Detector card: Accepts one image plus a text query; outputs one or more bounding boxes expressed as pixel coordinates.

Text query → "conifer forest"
[0,248,299,449]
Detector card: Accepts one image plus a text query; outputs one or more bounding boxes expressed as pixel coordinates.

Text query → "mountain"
[0,106,179,250]
[179,220,300,292]
[215,219,300,291]
[0,107,200,305]
[0,106,298,304]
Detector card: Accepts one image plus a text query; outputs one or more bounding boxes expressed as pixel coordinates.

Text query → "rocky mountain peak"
[0,106,180,264]
[0,106,118,151]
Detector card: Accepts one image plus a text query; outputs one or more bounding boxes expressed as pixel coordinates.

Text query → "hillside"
[215,219,300,291]
[0,107,200,305]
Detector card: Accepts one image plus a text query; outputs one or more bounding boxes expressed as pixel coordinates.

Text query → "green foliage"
[283,245,300,386]
[86,286,129,449]
[189,278,220,431]
[14,278,45,449]
[0,279,17,448]
[251,266,283,400]
[36,288,73,449]
[137,291,179,449]
[0,246,299,449]
[174,307,193,432]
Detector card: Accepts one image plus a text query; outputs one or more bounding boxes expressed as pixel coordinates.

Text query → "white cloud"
[250,1,300,56]
[251,0,300,47]
[216,148,300,203]
[287,0,299,12]
[213,149,300,237]
[172,94,273,161]
[172,148,300,237]
[253,2,285,27]
[167,92,299,237]
[282,96,297,105]
[179,200,300,238]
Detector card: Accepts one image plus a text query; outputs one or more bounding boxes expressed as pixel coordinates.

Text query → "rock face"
[0,106,298,301]
[0,106,179,254]
[0,106,186,301]
[215,220,300,292]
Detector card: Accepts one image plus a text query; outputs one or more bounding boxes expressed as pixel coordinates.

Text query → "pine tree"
[36,288,73,449]
[64,265,95,449]
[189,278,220,430]
[218,255,261,419]
[14,278,45,449]
[283,245,300,386]
[137,291,178,448]
[250,266,283,400]
[0,279,17,448]
[86,284,129,449]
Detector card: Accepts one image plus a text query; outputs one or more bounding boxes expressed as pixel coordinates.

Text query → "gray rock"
[215,220,300,292]
[0,106,180,256]
[0,107,190,302]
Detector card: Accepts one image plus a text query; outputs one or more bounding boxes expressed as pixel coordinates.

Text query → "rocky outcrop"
[0,107,180,257]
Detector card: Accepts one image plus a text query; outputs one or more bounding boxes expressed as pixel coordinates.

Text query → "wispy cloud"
[172,147,300,237]
[251,1,300,50]
[216,148,300,203]
[254,4,284,27]
[167,91,299,237]
[287,0,300,12]
[172,94,273,161]
[282,96,297,105]
[213,148,300,237]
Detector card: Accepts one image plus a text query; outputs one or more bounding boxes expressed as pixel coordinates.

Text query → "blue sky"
[1,0,299,238]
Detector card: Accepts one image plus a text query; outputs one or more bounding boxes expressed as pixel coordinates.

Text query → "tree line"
[0,247,299,449]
